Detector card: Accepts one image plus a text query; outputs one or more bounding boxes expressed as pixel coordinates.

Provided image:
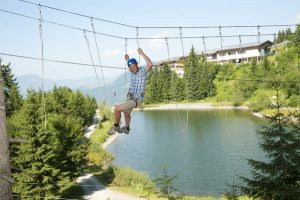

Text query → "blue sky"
[1,0,299,82]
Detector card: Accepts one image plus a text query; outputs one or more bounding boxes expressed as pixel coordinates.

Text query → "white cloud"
[149,31,169,49]
[104,49,121,57]
[126,47,137,55]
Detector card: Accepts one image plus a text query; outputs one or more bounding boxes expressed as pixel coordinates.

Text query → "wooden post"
[0,66,13,199]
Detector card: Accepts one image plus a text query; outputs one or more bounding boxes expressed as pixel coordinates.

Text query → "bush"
[99,166,156,195]
[113,166,155,193]
[99,101,113,122]
[87,121,113,168]
[249,90,271,112]
[287,95,299,107]
[86,143,113,168]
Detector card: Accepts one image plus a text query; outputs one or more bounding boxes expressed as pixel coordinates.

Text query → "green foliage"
[8,87,97,198]
[223,180,241,200]
[98,101,113,123]
[67,89,97,126]
[249,89,272,112]
[87,121,113,169]
[145,47,218,104]
[1,60,23,117]
[276,27,297,43]
[241,90,300,199]
[113,167,155,193]
[185,47,201,100]
[99,166,156,195]
[153,165,184,200]
[145,27,299,111]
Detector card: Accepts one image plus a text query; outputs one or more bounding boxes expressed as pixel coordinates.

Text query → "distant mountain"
[80,72,131,105]
[16,73,129,105]
[16,74,118,95]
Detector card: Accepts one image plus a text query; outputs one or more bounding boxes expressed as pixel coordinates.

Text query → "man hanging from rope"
[108,48,153,135]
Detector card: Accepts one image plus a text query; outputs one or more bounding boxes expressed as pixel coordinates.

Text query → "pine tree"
[170,71,178,102]
[144,70,153,104]
[286,28,293,41]
[197,59,211,99]
[241,89,300,199]
[185,47,201,100]
[277,30,283,43]
[156,66,165,102]
[1,60,22,117]
[160,64,172,102]
[150,67,160,103]
[175,77,185,102]
[8,87,94,198]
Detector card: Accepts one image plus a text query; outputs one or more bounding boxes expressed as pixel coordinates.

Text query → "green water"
[106,109,266,197]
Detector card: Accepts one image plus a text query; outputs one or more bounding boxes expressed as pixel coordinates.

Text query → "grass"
[261,107,300,117]
[89,122,110,143]
[95,166,157,197]
[184,197,252,200]
[86,121,113,172]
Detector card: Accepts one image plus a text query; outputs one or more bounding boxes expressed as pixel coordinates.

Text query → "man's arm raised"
[138,48,153,72]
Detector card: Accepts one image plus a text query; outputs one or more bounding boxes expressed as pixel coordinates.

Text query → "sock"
[114,123,119,127]
[126,126,130,131]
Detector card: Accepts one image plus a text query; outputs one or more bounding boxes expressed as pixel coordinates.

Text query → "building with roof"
[205,40,273,63]
[153,56,185,77]
[153,40,273,77]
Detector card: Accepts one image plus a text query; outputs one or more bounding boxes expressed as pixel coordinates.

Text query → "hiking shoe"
[119,126,130,134]
[107,125,120,135]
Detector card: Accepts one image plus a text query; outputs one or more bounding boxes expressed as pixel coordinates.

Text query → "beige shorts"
[120,99,143,112]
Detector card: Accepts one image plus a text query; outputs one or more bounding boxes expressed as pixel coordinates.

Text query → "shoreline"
[102,133,120,150]
[139,102,249,111]
[136,102,269,120]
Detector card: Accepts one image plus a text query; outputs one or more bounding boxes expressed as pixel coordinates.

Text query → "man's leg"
[114,105,123,125]
[107,105,122,135]
[111,100,137,135]
[119,111,131,134]
[124,111,131,128]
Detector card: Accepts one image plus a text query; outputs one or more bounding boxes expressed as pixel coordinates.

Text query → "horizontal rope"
[15,0,300,30]
[21,182,106,187]
[0,9,124,39]
[138,24,298,29]
[127,33,293,40]
[18,0,136,28]
[1,9,297,41]
[0,52,125,70]
[216,77,299,83]
[1,52,298,84]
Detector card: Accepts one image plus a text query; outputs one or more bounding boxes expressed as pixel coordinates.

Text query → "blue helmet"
[127,58,138,67]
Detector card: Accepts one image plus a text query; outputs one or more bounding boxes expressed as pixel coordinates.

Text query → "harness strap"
[134,99,138,108]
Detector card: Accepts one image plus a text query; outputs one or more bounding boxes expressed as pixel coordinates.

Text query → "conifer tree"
[241,89,300,199]
[1,60,22,117]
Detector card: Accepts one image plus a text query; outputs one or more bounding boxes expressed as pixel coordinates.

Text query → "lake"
[106,109,266,197]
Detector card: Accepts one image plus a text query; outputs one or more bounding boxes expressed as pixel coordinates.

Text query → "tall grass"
[98,101,114,124]
[86,121,113,169]
[97,166,157,196]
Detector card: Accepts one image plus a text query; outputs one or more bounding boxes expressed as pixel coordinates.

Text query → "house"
[153,56,185,78]
[153,40,273,77]
[205,40,273,64]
